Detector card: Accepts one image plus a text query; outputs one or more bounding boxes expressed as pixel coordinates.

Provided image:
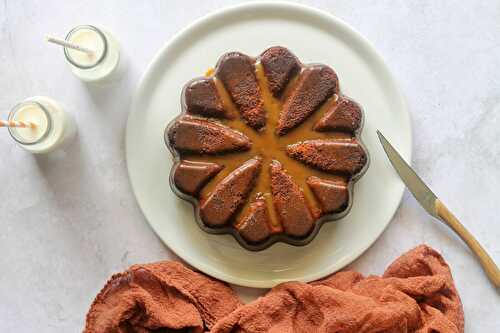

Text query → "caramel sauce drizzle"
[182,63,349,233]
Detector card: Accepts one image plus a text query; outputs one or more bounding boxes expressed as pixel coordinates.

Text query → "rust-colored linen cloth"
[84,261,242,332]
[84,245,464,333]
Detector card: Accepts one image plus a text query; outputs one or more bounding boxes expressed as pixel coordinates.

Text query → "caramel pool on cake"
[165,46,369,251]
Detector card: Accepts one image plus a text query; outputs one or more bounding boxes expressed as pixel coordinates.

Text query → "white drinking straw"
[0,120,36,128]
[45,35,94,55]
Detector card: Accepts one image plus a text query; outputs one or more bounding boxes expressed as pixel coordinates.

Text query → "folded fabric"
[84,245,464,333]
[84,261,242,332]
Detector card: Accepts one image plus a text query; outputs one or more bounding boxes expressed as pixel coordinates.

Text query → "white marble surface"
[1,1,499,331]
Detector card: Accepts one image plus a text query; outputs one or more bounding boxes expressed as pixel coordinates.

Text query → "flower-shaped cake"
[165,46,369,251]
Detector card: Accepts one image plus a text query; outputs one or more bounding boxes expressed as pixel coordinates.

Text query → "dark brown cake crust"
[167,116,251,154]
[307,176,349,214]
[277,66,339,135]
[174,161,223,196]
[287,139,367,175]
[185,78,229,119]
[314,96,362,133]
[200,157,262,227]
[235,197,272,243]
[165,46,369,250]
[260,46,301,97]
[215,52,266,130]
[270,160,315,238]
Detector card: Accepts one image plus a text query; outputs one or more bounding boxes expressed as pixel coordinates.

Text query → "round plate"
[126,2,411,288]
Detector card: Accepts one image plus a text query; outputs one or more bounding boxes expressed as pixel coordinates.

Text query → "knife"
[377,130,500,289]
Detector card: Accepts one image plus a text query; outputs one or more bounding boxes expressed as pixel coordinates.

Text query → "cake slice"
[200,157,262,227]
[287,139,367,175]
[235,197,272,243]
[216,52,266,130]
[185,78,230,119]
[314,97,362,133]
[173,161,223,197]
[277,66,339,135]
[307,176,349,214]
[167,116,251,154]
[270,160,314,238]
[260,46,301,97]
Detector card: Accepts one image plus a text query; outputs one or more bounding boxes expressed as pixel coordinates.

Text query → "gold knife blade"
[376,130,439,218]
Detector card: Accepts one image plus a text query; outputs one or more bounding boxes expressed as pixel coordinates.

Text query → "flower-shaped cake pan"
[165,46,369,251]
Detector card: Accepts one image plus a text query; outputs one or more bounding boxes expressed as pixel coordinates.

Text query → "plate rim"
[126,1,412,288]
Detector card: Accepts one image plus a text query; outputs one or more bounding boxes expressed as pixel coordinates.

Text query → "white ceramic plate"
[126,2,411,288]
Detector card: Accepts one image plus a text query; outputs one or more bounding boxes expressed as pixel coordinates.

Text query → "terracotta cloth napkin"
[84,245,464,333]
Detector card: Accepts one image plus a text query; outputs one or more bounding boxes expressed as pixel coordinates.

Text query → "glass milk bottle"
[7,96,76,154]
[63,25,121,82]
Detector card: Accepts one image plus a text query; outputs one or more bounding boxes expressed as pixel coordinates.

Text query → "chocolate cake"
[165,46,369,251]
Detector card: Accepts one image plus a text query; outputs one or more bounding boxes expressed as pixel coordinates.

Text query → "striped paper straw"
[0,120,36,128]
[46,35,94,55]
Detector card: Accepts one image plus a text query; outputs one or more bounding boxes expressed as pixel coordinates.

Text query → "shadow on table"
[32,132,85,188]
[32,50,135,208]
[79,52,131,111]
